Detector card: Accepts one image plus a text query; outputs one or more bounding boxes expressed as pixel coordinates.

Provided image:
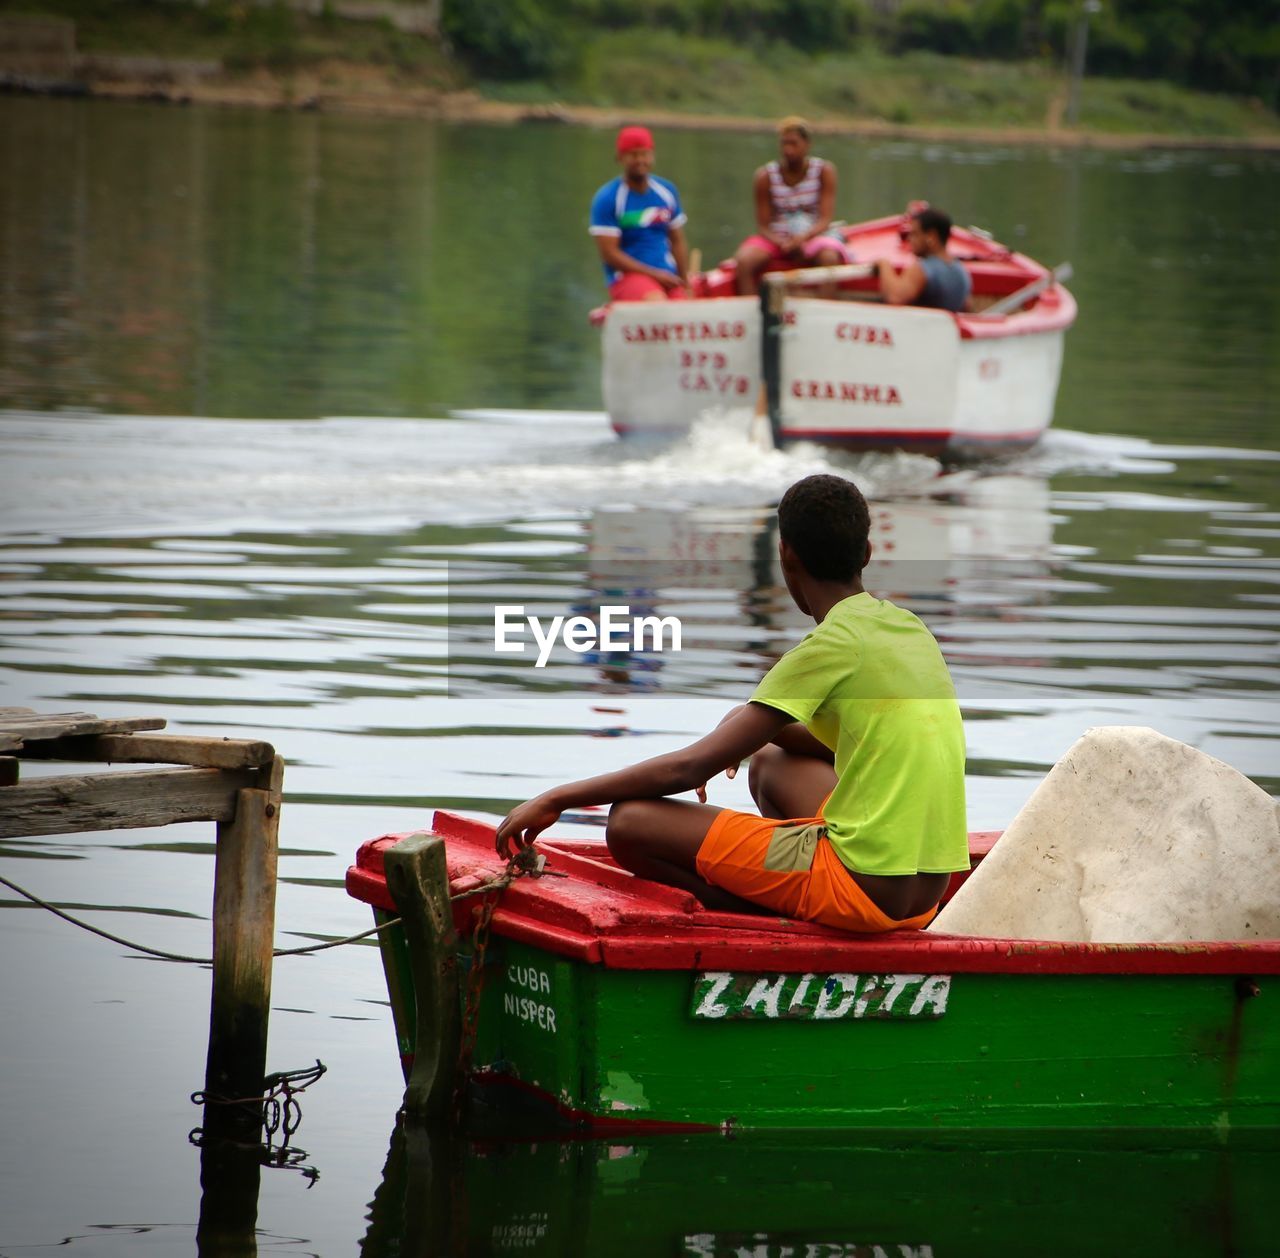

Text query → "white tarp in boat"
[932,726,1280,942]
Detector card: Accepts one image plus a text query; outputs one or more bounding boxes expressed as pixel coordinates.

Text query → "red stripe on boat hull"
[777,427,1046,454]
[470,1070,718,1135]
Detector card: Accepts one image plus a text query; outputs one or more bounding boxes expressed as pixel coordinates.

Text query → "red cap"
[616,125,654,156]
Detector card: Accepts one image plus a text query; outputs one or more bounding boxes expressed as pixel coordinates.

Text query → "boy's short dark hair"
[777,474,870,581]
[913,206,953,245]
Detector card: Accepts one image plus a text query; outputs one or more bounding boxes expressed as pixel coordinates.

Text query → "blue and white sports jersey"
[588,175,686,285]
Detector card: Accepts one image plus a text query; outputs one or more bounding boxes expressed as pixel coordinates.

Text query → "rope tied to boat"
[0,846,555,966]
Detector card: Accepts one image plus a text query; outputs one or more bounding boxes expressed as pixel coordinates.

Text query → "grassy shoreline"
[3,2,1278,150]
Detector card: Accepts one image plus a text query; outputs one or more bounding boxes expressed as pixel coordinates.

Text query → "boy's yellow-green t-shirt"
[750,592,968,876]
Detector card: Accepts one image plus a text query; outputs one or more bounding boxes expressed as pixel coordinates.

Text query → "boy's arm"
[705,702,833,766]
[771,721,834,762]
[495,701,793,856]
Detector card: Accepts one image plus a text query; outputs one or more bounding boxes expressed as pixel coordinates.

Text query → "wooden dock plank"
[0,712,167,750]
[0,766,256,838]
[15,733,275,770]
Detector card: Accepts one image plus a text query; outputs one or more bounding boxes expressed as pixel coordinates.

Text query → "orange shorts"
[695,807,938,933]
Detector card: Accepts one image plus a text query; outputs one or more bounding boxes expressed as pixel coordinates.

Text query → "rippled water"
[1,97,1278,1254]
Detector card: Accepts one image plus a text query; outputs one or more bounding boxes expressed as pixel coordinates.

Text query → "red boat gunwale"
[346,810,1280,977]
[589,211,1075,336]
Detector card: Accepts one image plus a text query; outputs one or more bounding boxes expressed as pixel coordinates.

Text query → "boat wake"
[2,406,1273,539]
[449,405,953,507]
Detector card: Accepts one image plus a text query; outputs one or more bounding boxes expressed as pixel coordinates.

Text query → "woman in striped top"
[734,117,849,296]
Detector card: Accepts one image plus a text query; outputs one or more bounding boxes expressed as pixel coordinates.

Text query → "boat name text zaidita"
[692,971,950,1021]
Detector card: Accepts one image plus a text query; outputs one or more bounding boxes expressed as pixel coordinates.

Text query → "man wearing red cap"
[589,125,689,302]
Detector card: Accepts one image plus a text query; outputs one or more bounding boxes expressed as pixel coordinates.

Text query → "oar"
[685,247,702,295]
[750,383,771,449]
[978,262,1073,317]
[763,262,876,290]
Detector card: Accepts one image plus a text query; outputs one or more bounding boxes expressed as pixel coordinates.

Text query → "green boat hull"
[375,912,1279,1133]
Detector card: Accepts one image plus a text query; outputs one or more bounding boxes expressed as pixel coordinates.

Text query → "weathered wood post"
[761,275,786,448]
[383,834,460,1118]
[204,753,284,1134]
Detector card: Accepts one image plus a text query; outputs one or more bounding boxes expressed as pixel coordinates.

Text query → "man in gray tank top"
[875,206,971,313]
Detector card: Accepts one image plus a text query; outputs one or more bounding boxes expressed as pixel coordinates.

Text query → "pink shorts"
[609,273,688,302]
[741,234,849,263]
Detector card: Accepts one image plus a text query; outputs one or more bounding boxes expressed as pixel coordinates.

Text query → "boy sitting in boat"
[496,474,969,932]
[733,117,849,297]
[876,206,972,312]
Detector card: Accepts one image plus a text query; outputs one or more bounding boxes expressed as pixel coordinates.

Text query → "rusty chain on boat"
[458,900,496,1105]
[453,888,501,1124]
[451,847,552,1122]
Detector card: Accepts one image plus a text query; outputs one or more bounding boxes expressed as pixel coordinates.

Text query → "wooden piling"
[204,754,283,1133]
[760,278,786,447]
[383,834,460,1119]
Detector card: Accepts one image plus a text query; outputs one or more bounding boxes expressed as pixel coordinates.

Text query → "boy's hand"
[695,705,751,801]
[496,794,561,858]
[695,761,738,804]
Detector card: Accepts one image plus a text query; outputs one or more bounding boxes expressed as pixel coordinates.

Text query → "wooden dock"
[0,707,284,1135]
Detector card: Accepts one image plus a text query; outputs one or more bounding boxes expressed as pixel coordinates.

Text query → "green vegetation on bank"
[450,0,1279,106]
[483,31,1278,137]
[2,0,1277,141]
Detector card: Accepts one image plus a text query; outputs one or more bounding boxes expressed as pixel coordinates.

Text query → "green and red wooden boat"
[346,810,1280,1135]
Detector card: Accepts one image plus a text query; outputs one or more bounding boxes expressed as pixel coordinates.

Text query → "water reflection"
[569,476,1054,693]
[360,1118,1279,1257]
[2,420,1276,804]
[196,1134,262,1258]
